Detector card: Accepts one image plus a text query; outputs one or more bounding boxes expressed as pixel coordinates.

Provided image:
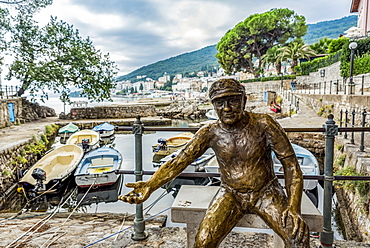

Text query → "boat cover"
[59,122,79,134]
[92,122,115,132]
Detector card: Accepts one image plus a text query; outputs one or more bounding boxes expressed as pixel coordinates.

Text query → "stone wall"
[0,97,56,128]
[0,98,22,128]
[69,105,157,120]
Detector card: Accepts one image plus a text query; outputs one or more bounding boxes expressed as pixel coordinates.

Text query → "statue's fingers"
[125,182,137,189]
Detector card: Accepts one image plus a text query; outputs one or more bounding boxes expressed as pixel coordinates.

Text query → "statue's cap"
[209,79,245,101]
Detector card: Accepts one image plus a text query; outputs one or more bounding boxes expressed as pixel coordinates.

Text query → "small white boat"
[152,132,194,164]
[205,109,218,120]
[58,122,79,144]
[74,147,123,188]
[18,145,84,198]
[66,129,100,152]
[92,122,115,138]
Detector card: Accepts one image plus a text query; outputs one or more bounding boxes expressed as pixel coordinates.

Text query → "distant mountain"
[116,45,218,82]
[117,15,358,82]
[303,15,358,44]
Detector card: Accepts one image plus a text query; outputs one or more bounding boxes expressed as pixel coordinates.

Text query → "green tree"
[139,83,143,91]
[0,7,10,71]
[216,8,307,77]
[261,45,283,75]
[7,15,118,102]
[309,38,332,54]
[278,42,317,74]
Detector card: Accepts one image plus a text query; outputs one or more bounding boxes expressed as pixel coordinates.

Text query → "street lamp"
[348,41,358,95]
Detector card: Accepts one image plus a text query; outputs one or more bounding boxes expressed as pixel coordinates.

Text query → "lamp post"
[347,41,358,95]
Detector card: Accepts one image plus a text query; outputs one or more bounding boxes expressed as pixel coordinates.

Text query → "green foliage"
[216,8,307,77]
[295,51,342,75]
[334,166,370,205]
[334,154,346,168]
[6,13,118,103]
[309,38,333,54]
[303,15,357,44]
[328,37,349,53]
[340,36,370,77]
[279,42,316,74]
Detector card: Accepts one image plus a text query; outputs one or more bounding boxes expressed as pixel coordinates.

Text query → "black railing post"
[336,80,339,95]
[362,75,365,95]
[339,109,343,135]
[320,114,337,247]
[324,81,326,94]
[344,110,348,139]
[329,81,332,95]
[351,109,355,144]
[360,109,367,152]
[131,116,148,241]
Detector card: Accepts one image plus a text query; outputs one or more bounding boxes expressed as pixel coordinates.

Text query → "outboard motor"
[82,138,90,152]
[30,168,46,198]
[153,138,167,152]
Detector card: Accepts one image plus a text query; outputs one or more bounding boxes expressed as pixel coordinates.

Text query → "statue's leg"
[194,189,244,248]
[254,184,310,248]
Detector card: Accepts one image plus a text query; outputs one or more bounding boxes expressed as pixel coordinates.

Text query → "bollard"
[320,114,338,247]
[360,109,367,152]
[131,116,148,241]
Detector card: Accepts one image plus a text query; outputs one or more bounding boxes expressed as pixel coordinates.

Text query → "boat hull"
[74,147,123,188]
[19,145,83,197]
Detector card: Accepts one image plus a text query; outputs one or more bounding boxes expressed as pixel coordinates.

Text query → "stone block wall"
[0,98,22,128]
[69,105,157,119]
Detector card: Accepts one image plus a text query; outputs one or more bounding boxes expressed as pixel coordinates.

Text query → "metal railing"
[115,115,370,247]
[294,75,370,95]
[0,85,20,99]
[339,108,370,152]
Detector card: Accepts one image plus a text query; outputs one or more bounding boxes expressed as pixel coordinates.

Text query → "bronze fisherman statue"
[119,78,309,247]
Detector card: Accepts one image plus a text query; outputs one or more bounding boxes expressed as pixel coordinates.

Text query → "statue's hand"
[281,207,308,243]
[118,181,152,204]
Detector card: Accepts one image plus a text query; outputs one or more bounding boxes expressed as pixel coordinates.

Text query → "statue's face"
[212,95,245,125]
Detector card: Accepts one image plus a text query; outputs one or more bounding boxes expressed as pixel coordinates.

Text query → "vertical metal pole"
[339,110,343,135]
[324,81,326,94]
[132,116,148,241]
[320,114,337,247]
[362,75,365,95]
[344,110,348,139]
[351,109,355,144]
[336,80,339,95]
[360,109,366,152]
[329,81,332,95]
[297,99,299,112]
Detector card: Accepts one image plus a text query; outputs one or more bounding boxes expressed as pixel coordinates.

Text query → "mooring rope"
[40,178,98,248]
[83,206,171,248]
[5,186,78,248]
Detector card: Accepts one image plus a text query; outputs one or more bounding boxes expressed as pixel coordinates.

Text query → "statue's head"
[209,78,245,101]
[209,79,246,125]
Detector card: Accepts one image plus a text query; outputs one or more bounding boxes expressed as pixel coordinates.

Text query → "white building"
[351,0,370,36]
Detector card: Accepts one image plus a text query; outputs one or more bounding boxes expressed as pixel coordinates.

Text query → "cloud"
[27,0,358,77]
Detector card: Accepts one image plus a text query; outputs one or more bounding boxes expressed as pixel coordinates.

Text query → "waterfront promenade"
[1,101,370,247]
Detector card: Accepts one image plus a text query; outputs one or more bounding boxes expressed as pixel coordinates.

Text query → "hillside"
[117,15,358,82]
[116,45,218,82]
[303,15,358,44]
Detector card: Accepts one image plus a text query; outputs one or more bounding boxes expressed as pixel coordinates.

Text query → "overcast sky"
[20,0,359,77]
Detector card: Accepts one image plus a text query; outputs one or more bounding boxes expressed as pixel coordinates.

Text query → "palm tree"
[279,42,317,74]
[309,38,332,54]
[261,45,284,75]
